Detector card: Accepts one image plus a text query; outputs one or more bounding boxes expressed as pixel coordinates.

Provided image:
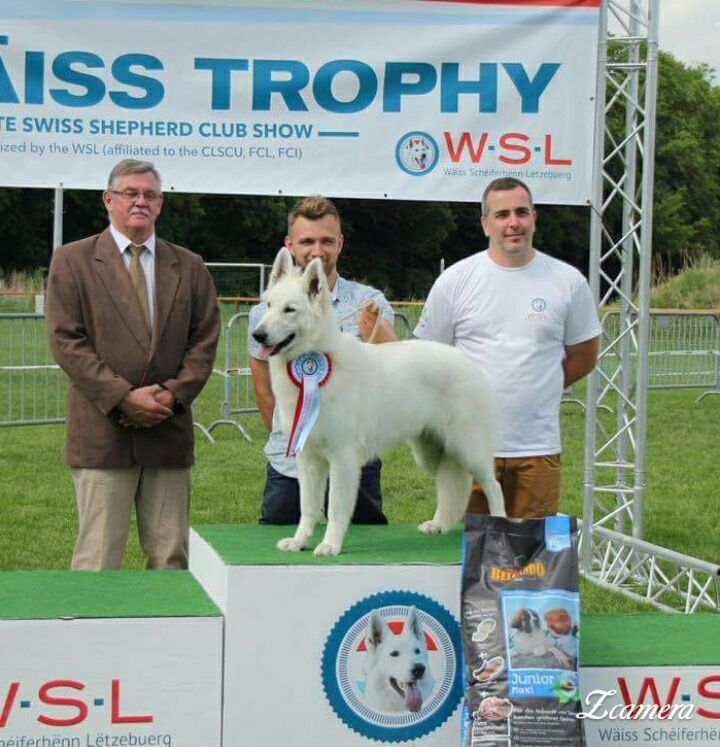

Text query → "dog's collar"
[287,351,332,388]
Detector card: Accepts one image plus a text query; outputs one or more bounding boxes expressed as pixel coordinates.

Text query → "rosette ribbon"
[285,351,332,457]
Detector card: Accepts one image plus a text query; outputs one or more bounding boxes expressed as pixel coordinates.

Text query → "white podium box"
[190,524,466,746]
[0,571,223,746]
[189,524,720,747]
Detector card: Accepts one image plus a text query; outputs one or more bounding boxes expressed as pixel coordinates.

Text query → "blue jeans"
[260,458,387,525]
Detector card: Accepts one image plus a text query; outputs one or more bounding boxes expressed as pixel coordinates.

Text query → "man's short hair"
[287,195,341,232]
[107,159,162,190]
[481,177,533,217]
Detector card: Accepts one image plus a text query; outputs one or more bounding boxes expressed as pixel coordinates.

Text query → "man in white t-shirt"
[414,177,600,517]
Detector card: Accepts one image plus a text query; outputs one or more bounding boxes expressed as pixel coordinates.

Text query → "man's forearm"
[562,336,600,387]
[249,357,275,431]
[563,357,593,387]
[256,392,275,430]
[371,320,399,344]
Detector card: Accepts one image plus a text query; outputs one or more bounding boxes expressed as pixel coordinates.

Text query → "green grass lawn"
[0,386,716,615]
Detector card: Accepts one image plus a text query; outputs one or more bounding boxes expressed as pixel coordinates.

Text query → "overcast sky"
[658,0,719,79]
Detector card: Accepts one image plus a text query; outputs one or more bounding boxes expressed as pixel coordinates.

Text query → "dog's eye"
[415,648,421,654]
[390,651,399,657]
[283,305,296,314]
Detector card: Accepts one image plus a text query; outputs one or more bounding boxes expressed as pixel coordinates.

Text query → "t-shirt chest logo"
[526,297,549,321]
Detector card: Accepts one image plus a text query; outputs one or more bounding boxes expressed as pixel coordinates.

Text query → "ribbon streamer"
[285,351,331,457]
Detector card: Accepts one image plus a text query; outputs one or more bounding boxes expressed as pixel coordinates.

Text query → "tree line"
[1,50,718,300]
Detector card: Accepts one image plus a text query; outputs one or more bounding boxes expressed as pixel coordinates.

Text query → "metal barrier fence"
[560,384,586,410]
[393,311,412,340]
[204,311,256,441]
[0,309,258,437]
[205,263,272,299]
[0,291,44,314]
[3,307,717,431]
[391,302,423,334]
[600,310,720,400]
[0,313,65,426]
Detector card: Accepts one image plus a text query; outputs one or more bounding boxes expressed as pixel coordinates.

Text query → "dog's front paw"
[418,520,443,535]
[313,541,341,557]
[277,537,306,552]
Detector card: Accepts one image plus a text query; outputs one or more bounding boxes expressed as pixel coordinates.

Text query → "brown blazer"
[46,228,220,468]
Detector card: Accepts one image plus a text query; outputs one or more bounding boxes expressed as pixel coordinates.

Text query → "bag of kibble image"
[461,515,584,746]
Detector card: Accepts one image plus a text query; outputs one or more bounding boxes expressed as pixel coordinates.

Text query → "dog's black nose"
[412,664,426,680]
[253,329,267,344]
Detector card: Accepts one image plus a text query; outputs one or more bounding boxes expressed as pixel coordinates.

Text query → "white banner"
[0,0,600,203]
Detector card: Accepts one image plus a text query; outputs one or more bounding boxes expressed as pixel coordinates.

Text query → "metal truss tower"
[581,0,720,612]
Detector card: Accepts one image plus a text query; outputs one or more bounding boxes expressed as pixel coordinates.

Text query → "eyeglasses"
[109,189,162,202]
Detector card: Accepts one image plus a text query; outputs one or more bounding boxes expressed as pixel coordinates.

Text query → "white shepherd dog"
[252,248,505,557]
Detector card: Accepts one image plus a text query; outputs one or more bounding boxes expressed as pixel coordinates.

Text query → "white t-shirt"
[414,250,600,457]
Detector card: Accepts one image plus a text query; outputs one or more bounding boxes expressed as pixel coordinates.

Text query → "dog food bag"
[460,515,584,747]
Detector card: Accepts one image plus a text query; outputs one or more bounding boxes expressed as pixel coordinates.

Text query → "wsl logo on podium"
[395,132,439,176]
[322,591,462,742]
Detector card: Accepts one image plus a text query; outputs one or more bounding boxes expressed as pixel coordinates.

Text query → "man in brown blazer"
[46,159,220,570]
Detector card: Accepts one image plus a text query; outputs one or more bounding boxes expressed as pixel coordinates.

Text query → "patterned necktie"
[128,244,151,337]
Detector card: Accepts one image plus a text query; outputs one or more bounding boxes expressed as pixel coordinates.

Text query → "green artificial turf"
[193,523,464,565]
[582,613,720,666]
[0,570,220,619]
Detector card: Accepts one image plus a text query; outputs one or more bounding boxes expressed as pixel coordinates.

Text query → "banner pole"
[52,186,64,251]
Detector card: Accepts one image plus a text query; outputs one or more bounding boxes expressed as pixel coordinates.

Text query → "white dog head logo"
[403,136,430,170]
[362,606,435,713]
[251,247,334,361]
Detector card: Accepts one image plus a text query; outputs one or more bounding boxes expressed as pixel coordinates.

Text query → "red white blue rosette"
[285,351,332,457]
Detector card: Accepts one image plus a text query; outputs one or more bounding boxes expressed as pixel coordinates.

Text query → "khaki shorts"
[467,454,561,518]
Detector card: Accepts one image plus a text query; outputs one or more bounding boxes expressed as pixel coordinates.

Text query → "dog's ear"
[268,247,296,288]
[303,257,327,300]
[405,606,423,640]
[365,610,389,651]
[510,609,523,629]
